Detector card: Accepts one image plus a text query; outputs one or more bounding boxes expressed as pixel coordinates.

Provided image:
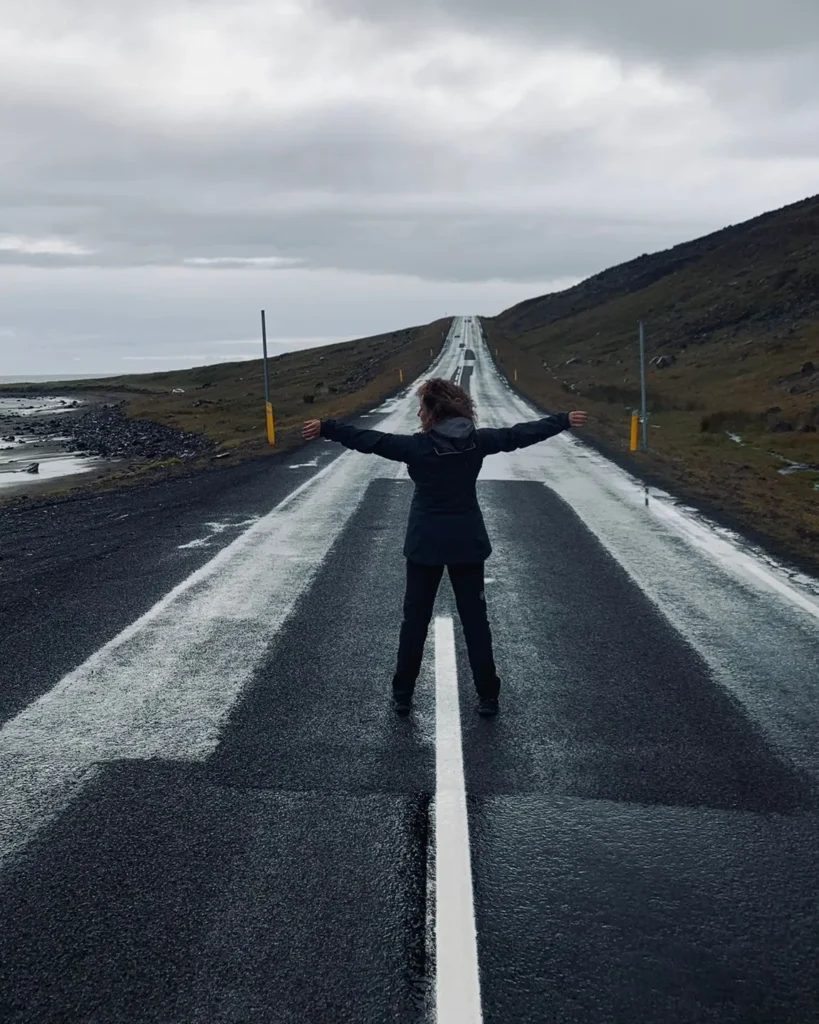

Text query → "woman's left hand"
[303,419,322,441]
[568,411,587,428]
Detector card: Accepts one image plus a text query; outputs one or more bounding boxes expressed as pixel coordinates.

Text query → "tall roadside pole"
[261,310,275,446]
[639,320,648,451]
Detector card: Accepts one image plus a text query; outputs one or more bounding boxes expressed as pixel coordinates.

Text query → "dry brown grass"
[121,319,451,455]
[482,318,819,573]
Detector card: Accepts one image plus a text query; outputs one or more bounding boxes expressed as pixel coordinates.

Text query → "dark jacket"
[320,413,571,565]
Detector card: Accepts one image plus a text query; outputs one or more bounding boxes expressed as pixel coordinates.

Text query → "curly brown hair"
[416,377,476,429]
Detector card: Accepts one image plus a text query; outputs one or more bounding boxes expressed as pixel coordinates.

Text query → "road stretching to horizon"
[1,318,818,1023]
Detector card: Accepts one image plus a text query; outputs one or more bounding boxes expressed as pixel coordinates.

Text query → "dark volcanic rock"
[66,404,214,461]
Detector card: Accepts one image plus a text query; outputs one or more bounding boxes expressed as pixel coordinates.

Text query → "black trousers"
[392,560,500,701]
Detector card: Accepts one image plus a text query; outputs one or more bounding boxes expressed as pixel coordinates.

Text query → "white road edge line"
[473,327,819,622]
[434,615,483,1024]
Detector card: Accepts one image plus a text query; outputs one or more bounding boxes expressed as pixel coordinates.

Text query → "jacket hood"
[428,415,477,454]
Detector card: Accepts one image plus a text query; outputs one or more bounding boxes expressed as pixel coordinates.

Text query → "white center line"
[434,615,483,1023]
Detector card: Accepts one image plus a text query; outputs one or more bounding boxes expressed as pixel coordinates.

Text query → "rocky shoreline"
[4,399,215,463]
[67,403,214,461]
[0,395,216,502]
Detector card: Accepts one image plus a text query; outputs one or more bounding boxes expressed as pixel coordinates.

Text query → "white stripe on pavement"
[434,616,483,1024]
[471,324,819,622]
[0,451,369,867]
[0,339,465,870]
[469,325,819,776]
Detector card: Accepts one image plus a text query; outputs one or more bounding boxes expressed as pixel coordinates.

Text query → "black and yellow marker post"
[261,309,276,445]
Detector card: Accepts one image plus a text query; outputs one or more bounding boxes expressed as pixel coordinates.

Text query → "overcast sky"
[2,0,818,376]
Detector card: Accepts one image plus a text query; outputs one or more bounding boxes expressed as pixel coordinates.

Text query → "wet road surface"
[1,318,818,1023]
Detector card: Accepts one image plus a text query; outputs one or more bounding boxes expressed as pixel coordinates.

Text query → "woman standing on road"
[303,378,587,717]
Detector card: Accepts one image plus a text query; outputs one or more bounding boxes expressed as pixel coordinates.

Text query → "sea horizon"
[0,373,120,384]
[0,336,354,385]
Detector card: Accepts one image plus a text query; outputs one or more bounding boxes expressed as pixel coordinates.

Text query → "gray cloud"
[0,90,647,279]
[316,0,819,62]
[1,0,818,374]
[0,73,791,281]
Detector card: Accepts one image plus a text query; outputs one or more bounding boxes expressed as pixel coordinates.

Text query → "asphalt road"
[1,318,818,1023]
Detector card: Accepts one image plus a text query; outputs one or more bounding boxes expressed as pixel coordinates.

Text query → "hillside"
[68,319,449,452]
[482,194,819,572]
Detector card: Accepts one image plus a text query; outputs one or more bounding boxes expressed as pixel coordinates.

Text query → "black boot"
[478,697,499,717]
[392,696,412,716]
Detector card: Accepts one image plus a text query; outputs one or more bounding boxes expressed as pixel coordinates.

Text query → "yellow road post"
[261,310,275,446]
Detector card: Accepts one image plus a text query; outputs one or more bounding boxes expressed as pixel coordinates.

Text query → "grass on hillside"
[121,319,451,453]
[482,315,819,573]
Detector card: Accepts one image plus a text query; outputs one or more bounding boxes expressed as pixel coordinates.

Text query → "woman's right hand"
[568,411,587,428]
[303,419,322,441]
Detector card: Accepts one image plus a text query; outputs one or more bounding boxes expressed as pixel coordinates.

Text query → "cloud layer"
[1,0,818,372]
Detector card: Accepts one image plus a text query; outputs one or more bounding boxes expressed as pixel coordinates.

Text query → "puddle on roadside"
[0,452,103,489]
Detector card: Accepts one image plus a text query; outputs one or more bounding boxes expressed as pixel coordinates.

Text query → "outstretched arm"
[303,418,416,462]
[477,411,587,456]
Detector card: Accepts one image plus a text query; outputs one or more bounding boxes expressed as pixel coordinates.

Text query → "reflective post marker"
[639,321,648,451]
[630,410,639,451]
[261,310,275,445]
